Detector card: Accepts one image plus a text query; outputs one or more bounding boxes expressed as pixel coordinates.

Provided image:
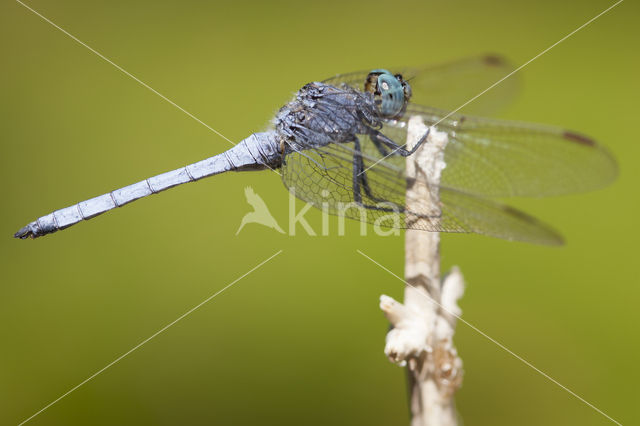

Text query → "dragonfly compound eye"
[376,72,405,117]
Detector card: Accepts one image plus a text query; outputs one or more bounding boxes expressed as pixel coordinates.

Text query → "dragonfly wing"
[438,186,563,245]
[281,142,563,245]
[375,105,618,197]
[322,54,519,116]
[398,54,519,115]
[321,70,370,92]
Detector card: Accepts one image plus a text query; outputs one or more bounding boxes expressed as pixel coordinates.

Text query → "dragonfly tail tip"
[14,224,36,240]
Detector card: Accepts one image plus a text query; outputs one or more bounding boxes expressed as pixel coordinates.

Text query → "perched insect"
[15,55,617,245]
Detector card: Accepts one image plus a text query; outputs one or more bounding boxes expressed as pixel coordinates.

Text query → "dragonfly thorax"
[275,82,380,154]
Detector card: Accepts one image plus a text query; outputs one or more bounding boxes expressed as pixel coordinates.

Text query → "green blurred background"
[1,0,638,424]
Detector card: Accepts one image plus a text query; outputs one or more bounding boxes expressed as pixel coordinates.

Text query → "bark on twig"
[380,117,465,426]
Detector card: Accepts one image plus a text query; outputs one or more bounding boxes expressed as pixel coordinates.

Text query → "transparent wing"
[322,54,519,116]
[281,142,563,245]
[374,105,618,198]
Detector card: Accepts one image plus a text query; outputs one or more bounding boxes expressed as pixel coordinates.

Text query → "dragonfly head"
[364,69,412,118]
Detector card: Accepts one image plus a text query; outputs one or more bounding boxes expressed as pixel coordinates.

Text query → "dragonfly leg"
[353,137,386,203]
[369,135,390,157]
[369,127,431,157]
[351,137,443,227]
[351,137,405,215]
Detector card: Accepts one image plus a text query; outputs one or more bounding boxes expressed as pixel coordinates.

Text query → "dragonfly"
[14,55,617,245]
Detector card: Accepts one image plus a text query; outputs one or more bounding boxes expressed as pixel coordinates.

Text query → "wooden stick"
[380,116,465,426]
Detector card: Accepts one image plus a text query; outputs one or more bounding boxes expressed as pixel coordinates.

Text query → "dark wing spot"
[501,205,533,221]
[500,205,565,246]
[483,54,505,67]
[563,131,596,147]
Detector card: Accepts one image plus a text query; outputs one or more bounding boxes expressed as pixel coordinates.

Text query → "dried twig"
[380,117,465,426]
